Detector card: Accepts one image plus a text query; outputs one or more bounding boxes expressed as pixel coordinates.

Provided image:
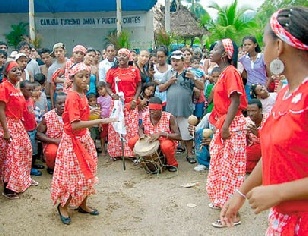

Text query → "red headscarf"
[270,9,308,51]
[222,38,234,59]
[5,61,19,74]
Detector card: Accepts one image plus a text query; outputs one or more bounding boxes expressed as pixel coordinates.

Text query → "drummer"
[128,97,181,172]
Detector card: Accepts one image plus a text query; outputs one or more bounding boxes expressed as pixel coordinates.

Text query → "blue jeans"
[28,130,38,155]
[245,84,252,102]
[194,129,210,167]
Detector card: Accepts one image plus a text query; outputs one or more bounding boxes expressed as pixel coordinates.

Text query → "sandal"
[31,179,39,186]
[208,203,221,210]
[176,147,186,153]
[2,192,19,200]
[186,156,197,164]
[77,206,99,215]
[212,219,241,228]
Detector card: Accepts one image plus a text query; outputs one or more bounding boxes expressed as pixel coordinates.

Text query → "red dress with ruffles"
[206,65,248,208]
[51,91,98,207]
[0,81,32,193]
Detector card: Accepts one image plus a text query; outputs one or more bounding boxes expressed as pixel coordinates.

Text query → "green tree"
[5,22,28,49]
[203,0,258,46]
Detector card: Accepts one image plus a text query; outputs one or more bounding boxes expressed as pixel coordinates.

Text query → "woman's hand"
[220,194,246,227]
[221,126,231,140]
[3,130,11,142]
[247,185,282,214]
[130,100,137,110]
[100,117,118,124]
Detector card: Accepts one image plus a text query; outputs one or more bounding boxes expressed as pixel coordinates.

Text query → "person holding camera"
[159,50,204,164]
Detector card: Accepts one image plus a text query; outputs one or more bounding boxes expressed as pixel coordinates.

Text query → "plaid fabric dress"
[0,81,32,193]
[206,115,247,208]
[43,109,63,152]
[108,102,139,158]
[51,91,98,207]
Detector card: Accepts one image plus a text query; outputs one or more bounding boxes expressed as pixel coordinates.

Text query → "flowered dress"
[206,65,248,208]
[262,79,308,236]
[51,91,98,207]
[0,81,32,193]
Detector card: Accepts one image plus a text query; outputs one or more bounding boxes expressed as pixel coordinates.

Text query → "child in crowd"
[0,49,7,82]
[33,74,48,115]
[87,93,101,153]
[20,81,43,178]
[138,82,156,124]
[190,56,206,120]
[204,67,221,114]
[250,84,277,114]
[96,81,112,156]
[16,53,32,82]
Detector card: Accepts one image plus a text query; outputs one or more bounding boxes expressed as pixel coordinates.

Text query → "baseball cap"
[15,53,27,60]
[170,50,183,60]
[51,42,65,56]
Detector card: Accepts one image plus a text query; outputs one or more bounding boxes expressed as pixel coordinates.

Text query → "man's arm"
[36,117,61,144]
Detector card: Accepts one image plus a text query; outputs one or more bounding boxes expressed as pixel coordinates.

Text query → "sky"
[157,0,265,18]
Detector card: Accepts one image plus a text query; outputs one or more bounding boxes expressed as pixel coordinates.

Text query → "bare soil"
[0,152,268,236]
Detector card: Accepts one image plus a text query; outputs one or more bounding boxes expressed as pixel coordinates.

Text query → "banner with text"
[36,14,146,29]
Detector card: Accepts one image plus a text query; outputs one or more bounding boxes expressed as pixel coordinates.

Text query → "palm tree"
[204,0,258,45]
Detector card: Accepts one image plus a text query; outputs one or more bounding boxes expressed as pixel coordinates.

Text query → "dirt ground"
[0,152,269,236]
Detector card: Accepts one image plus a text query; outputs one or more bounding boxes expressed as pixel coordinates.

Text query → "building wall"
[0,11,154,53]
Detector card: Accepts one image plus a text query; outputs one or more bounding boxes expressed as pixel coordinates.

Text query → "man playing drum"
[128,97,181,172]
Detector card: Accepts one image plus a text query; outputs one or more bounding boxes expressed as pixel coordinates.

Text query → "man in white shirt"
[99,44,116,81]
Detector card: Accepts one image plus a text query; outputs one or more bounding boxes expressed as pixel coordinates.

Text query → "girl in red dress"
[51,62,115,225]
[220,7,308,235]
[0,61,32,199]
[205,38,247,227]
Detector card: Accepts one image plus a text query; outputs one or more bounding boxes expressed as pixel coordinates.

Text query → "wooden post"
[29,0,36,42]
[116,0,122,36]
[165,0,171,32]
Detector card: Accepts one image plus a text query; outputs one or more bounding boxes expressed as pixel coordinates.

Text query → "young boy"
[34,74,48,114]
[20,81,44,177]
[190,56,206,120]
[204,67,221,114]
[16,53,33,82]
[87,93,101,153]
[96,81,112,155]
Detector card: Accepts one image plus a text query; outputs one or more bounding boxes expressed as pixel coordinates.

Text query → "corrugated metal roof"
[0,0,157,13]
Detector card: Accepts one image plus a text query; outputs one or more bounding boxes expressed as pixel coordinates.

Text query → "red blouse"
[261,79,308,214]
[106,66,141,103]
[0,81,25,120]
[62,91,89,136]
[209,66,247,128]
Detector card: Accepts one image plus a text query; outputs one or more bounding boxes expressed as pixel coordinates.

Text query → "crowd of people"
[0,6,307,235]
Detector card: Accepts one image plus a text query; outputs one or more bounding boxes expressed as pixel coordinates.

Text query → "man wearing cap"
[99,44,116,82]
[47,43,67,108]
[17,41,40,77]
[128,97,181,172]
[159,50,204,164]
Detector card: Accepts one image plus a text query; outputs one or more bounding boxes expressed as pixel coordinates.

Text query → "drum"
[133,137,165,174]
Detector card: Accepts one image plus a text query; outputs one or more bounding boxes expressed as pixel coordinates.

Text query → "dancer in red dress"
[0,61,32,199]
[220,7,308,235]
[51,62,115,225]
[106,48,142,159]
[205,38,247,227]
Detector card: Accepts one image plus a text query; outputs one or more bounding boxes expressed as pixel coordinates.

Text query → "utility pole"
[29,0,36,42]
[116,0,122,36]
[165,0,171,32]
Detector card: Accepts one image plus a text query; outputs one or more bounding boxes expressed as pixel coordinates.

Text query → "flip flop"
[186,156,197,164]
[30,179,39,186]
[208,203,221,210]
[2,192,19,200]
[212,219,241,228]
